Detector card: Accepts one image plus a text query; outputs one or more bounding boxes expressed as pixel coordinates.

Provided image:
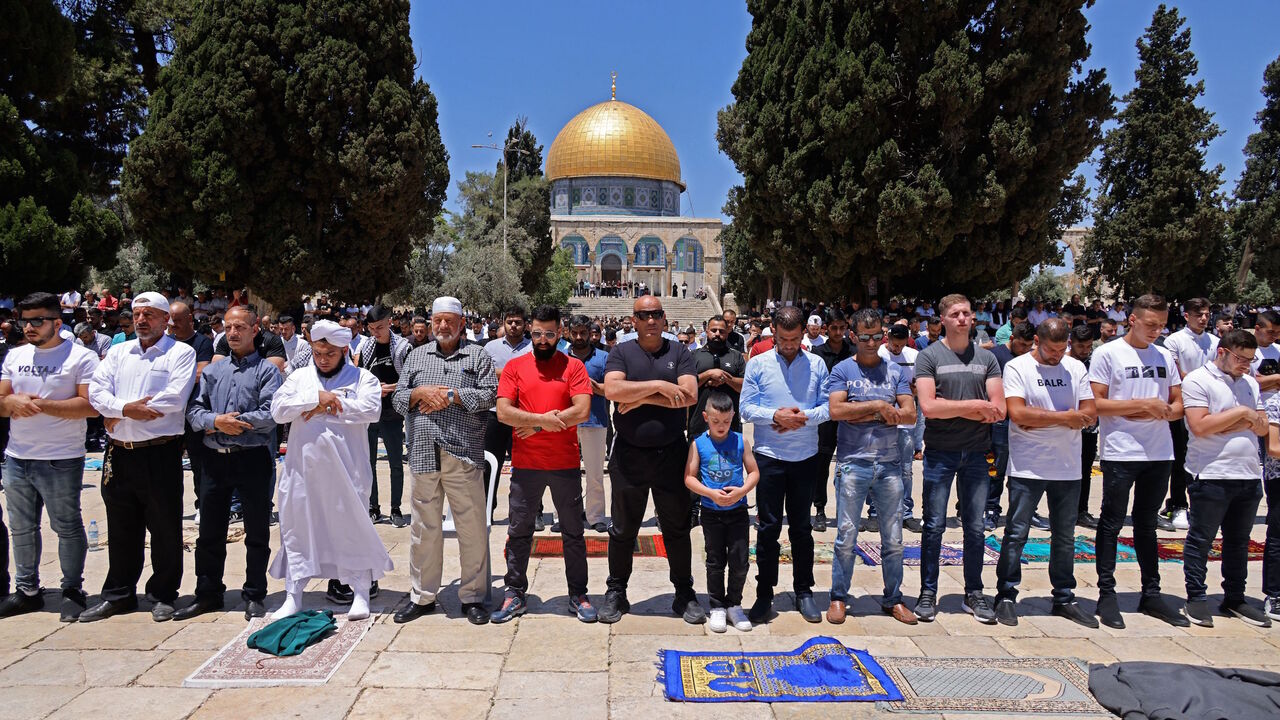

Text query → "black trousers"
[812,444,836,513]
[1184,478,1262,604]
[100,438,185,604]
[755,453,818,598]
[1096,460,1171,598]
[1166,420,1190,511]
[483,412,513,514]
[194,446,274,603]
[606,438,694,597]
[185,428,207,509]
[702,505,749,608]
[504,468,587,597]
[1080,431,1098,514]
[1265,472,1280,598]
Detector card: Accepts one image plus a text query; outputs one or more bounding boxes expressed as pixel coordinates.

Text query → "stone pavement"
[0,450,1278,720]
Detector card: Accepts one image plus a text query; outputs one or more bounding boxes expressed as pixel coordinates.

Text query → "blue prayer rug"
[659,636,902,703]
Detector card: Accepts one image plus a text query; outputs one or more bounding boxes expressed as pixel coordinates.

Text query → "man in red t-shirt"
[493,305,595,623]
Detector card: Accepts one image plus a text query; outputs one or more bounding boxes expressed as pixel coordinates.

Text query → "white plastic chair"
[442,450,500,533]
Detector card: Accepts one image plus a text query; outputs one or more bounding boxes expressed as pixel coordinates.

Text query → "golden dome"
[546,99,684,189]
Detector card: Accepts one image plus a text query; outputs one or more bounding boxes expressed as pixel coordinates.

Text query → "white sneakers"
[709,606,754,633]
[1171,508,1190,530]
[709,608,728,633]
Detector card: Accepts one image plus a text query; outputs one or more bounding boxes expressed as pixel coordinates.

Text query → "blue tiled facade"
[551,177,683,216]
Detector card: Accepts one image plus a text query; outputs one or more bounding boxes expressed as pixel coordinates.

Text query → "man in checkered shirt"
[390,296,498,625]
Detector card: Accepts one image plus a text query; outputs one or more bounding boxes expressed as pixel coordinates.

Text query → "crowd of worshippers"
[0,288,1279,636]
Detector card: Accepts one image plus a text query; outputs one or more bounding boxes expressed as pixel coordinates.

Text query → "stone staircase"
[566,296,717,331]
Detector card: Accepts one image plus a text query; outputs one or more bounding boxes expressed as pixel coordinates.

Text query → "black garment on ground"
[1089,662,1280,720]
[605,338,696,448]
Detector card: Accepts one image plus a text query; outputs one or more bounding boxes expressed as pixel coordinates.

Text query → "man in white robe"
[268,320,392,619]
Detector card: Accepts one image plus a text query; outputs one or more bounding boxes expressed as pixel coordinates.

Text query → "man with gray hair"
[391,297,498,625]
[74,322,113,360]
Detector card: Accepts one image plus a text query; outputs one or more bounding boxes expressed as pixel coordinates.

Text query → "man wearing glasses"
[110,312,136,346]
[598,296,700,624]
[1180,330,1271,627]
[0,293,101,621]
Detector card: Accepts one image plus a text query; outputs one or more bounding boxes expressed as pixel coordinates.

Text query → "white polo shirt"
[1181,363,1263,480]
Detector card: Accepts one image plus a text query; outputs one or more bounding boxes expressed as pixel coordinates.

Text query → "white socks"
[271,580,307,619]
[346,574,371,621]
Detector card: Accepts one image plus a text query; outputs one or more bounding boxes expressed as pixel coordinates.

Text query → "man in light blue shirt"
[739,306,830,624]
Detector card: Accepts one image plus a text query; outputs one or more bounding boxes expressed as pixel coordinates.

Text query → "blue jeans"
[866,428,915,520]
[986,421,1009,513]
[995,477,1080,604]
[920,449,990,596]
[831,458,904,608]
[2,456,88,593]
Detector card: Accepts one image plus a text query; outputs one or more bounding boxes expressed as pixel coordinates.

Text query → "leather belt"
[108,435,183,450]
[212,445,262,454]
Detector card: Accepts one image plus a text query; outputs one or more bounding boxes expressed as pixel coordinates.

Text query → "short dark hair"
[411,315,428,326]
[504,306,527,321]
[531,304,560,324]
[1011,322,1037,342]
[17,292,60,315]
[1010,307,1029,321]
[605,328,618,341]
[773,306,804,331]
[1185,297,1211,314]
[1132,294,1168,313]
[278,314,295,325]
[1070,324,1094,345]
[926,316,942,326]
[706,391,735,414]
[1100,316,1117,327]
[1212,311,1233,326]
[707,315,727,328]
[1258,310,1280,327]
[852,309,882,330]
[827,308,847,324]
[568,314,592,329]
[1219,329,1257,352]
[1035,318,1071,343]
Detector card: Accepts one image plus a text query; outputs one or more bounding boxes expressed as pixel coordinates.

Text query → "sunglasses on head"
[15,317,59,329]
[635,310,665,321]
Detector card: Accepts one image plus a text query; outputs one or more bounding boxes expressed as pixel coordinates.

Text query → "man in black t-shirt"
[598,296,701,625]
[688,316,745,438]
[360,305,412,527]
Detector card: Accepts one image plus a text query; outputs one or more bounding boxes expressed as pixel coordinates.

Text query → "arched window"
[560,235,589,266]
[633,236,665,267]
[673,236,703,272]
[597,236,628,267]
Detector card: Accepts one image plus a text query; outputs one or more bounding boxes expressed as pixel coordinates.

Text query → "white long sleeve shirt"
[89,334,198,442]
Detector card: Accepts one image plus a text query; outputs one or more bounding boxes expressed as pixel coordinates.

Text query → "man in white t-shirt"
[993,319,1097,628]
[1179,329,1270,627]
[1087,294,1187,629]
[1251,311,1280,406]
[801,315,825,351]
[1161,298,1217,530]
[876,324,923,533]
[0,292,100,621]
[59,289,82,321]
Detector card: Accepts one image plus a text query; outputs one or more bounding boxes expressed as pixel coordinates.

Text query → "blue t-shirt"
[824,357,911,462]
[694,431,747,511]
[563,346,610,428]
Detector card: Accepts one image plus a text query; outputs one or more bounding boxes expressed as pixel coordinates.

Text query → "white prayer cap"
[431,296,464,318]
[131,291,170,314]
[807,315,823,326]
[310,319,353,348]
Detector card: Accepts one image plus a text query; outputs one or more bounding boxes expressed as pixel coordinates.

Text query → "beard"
[532,343,558,361]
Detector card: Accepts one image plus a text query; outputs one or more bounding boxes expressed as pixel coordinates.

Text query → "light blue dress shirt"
[740,348,831,461]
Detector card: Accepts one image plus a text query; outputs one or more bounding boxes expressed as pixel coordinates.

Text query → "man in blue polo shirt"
[566,315,610,532]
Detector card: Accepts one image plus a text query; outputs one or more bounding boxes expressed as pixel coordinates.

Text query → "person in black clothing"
[808,310,852,531]
[1069,324,1101,528]
[597,296,702,625]
[723,309,746,353]
[360,305,412,527]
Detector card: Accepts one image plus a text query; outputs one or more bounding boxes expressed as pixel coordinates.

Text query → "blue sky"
[409,2,1280,222]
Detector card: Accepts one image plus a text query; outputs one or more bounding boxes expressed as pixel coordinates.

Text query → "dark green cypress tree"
[717,0,1111,298]
[1082,4,1227,299]
[121,0,448,306]
[1232,55,1280,289]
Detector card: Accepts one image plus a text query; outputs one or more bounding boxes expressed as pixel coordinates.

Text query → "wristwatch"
[446,389,456,405]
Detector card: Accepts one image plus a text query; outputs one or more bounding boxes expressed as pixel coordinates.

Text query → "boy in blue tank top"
[684,392,760,632]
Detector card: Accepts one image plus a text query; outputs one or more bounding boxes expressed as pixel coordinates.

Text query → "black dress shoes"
[173,597,224,621]
[78,598,139,623]
[393,599,437,624]
[244,600,266,620]
[464,603,490,625]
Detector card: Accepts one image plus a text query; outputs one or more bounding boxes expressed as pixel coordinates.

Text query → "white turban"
[431,296,464,317]
[310,319,353,348]
[132,291,171,315]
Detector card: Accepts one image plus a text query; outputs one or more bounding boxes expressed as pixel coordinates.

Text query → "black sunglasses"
[15,317,60,329]
[635,310,666,321]
[856,332,885,342]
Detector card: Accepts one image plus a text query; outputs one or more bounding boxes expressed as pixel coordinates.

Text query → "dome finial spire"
[610,71,617,100]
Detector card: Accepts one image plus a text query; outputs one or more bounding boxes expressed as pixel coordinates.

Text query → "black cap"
[887,324,909,339]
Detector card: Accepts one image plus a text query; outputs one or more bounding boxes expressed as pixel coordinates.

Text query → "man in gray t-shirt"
[912,295,1006,625]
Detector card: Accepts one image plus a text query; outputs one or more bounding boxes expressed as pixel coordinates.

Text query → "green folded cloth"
[247,609,337,656]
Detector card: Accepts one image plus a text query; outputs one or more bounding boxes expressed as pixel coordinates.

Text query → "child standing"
[685,392,760,632]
